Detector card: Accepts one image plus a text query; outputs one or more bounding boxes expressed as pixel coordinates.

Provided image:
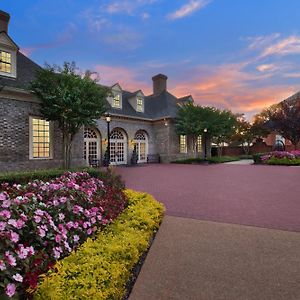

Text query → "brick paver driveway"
[117,164,300,232]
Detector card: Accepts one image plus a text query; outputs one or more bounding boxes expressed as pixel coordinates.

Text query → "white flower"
[12,273,23,282]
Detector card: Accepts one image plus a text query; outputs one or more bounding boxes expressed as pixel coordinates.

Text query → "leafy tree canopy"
[30,62,109,168]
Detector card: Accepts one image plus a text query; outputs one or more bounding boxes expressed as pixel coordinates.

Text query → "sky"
[3,0,300,119]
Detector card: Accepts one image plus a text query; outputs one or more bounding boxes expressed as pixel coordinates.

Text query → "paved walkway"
[116,164,300,300]
[223,159,254,165]
[130,216,300,300]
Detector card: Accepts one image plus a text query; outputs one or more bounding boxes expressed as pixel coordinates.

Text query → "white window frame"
[112,93,122,108]
[136,96,144,112]
[29,116,53,160]
[0,47,16,78]
[179,135,187,153]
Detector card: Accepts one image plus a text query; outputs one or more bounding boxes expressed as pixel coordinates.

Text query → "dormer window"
[137,96,143,112]
[0,50,11,73]
[113,93,121,108]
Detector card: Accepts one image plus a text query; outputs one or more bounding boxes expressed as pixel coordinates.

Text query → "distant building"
[0,10,203,172]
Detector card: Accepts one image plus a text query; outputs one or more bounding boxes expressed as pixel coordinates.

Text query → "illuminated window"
[112,94,121,108]
[197,135,202,152]
[137,96,143,112]
[0,50,11,74]
[179,135,187,153]
[30,117,51,159]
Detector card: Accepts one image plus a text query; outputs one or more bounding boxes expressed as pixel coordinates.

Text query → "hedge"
[266,157,300,166]
[171,156,240,164]
[0,167,125,191]
[33,190,165,300]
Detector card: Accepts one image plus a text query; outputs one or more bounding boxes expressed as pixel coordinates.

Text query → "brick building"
[0,11,202,172]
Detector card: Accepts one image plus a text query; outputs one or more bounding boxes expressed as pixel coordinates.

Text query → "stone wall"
[0,96,84,172]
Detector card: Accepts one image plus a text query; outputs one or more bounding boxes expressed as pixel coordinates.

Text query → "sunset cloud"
[168,0,211,20]
[261,35,300,57]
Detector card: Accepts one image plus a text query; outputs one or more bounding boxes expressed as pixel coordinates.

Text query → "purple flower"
[34,215,42,223]
[0,192,7,201]
[58,213,65,221]
[1,199,11,208]
[6,283,16,298]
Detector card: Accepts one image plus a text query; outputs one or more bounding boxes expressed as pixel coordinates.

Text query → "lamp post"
[106,114,111,167]
[204,128,208,160]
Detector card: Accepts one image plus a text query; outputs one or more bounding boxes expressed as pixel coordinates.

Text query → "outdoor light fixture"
[204,128,208,160]
[164,118,168,126]
[105,114,111,167]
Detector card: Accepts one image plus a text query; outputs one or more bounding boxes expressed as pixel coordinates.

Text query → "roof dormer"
[108,83,122,109]
[128,90,145,113]
[0,11,18,79]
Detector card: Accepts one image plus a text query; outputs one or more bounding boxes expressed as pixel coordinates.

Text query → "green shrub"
[0,167,125,190]
[171,156,240,164]
[266,157,300,166]
[33,190,165,300]
[208,156,239,163]
[252,153,268,164]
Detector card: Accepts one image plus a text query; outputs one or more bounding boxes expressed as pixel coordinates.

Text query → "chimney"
[152,74,168,95]
[0,10,10,33]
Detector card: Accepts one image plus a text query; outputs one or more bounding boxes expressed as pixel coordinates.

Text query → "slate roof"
[108,90,187,120]
[0,51,41,90]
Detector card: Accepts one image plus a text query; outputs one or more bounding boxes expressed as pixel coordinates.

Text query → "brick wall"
[0,97,84,172]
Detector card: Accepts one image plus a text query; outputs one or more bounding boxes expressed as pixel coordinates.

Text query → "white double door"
[110,140,127,165]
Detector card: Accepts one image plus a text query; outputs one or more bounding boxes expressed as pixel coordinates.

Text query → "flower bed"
[33,190,165,300]
[256,151,300,165]
[0,172,127,298]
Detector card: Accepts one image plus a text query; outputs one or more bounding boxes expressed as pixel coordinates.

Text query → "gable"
[0,31,19,50]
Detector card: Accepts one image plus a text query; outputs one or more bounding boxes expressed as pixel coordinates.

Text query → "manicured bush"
[171,156,240,164]
[208,156,240,163]
[33,190,165,300]
[0,172,127,298]
[0,167,125,191]
[266,157,300,166]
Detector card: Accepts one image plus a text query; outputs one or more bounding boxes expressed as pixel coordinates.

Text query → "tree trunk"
[62,129,73,169]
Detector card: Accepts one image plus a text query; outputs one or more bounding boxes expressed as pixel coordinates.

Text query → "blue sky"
[3,0,300,118]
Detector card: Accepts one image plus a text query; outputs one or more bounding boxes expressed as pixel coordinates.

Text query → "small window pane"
[0,51,11,74]
[180,135,187,153]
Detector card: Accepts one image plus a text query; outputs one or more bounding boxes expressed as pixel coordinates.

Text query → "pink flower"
[27,246,35,256]
[58,213,65,221]
[34,215,42,223]
[0,259,6,271]
[13,273,23,282]
[0,210,11,219]
[87,228,93,235]
[0,221,6,231]
[35,209,44,216]
[2,199,11,208]
[55,234,62,243]
[10,231,19,243]
[6,283,16,297]
[38,227,46,238]
[0,192,7,201]
[53,247,62,259]
[73,205,83,214]
[16,245,29,260]
[15,219,25,229]
[5,251,16,266]
[73,235,80,243]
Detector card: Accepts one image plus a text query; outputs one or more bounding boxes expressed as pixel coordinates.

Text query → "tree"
[231,114,270,154]
[175,103,237,157]
[30,62,109,168]
[257,100,300,149]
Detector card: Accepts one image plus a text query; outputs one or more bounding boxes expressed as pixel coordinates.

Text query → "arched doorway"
[83,128,101,166]
[134,131,148,163]
[110,129,127,165]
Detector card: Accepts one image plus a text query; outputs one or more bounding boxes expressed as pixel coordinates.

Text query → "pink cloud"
[94,65,151,94]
